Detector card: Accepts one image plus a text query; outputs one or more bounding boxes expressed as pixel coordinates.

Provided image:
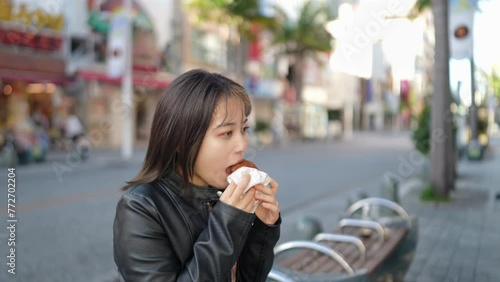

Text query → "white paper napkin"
[227,167,271,213]
[227,167,271,193]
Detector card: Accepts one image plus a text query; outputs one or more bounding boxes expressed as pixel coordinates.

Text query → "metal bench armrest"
[313,233,366,262]
[274,240,354,274]
[338,219,385,245]
[267,268,294,282]
[345,197,412,226]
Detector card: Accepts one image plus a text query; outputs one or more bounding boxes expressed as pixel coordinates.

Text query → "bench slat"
[275,225,408,276]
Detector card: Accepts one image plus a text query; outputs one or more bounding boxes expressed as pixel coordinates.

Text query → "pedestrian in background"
[64,107,84,144]
[113,69,281,281]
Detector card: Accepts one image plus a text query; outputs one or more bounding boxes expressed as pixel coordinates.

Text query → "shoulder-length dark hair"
[122,69,252,191]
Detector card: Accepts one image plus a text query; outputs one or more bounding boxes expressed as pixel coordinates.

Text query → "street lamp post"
[121,0,133,161]
[470,55,478,141]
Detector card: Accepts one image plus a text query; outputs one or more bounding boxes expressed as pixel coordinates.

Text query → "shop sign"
[0,25,62,51]
[0,1,63,51]
[0,1,64,31]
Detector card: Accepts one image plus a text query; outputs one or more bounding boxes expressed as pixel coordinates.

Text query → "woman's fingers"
[221,182,237,200]
[268,178,279,192]
[221,175,281,214]
[259,201,280,211]
[253,177,280,225]
[254,185,276,204]
[241,188,257,211]
[234,174,251,198]
[221,174,256,212]
[222,174,250,199]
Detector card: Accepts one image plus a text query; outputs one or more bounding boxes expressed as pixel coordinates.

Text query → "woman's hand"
[219,174,257,213]
[253,178,280,225]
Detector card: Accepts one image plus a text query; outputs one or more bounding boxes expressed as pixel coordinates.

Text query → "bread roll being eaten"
[229,160,258,172]
[226,160,270,213]
[227,159,270,193]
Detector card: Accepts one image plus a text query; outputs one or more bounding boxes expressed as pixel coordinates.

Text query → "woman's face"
[191,98,249,189]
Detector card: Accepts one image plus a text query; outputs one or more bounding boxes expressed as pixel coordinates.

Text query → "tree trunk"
[470,57,478,140]
[359,78,368,130]
[431,0,455,196]
[292,54,305,103]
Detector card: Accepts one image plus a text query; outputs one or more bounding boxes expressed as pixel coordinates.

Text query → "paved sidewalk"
[277,135,500,282]
[11,146,148,175]
[401,135,500,282]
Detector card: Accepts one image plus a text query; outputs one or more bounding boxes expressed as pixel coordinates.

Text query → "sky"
[12,0,500,71]
[474,0,500,72]
[451,0,500,102]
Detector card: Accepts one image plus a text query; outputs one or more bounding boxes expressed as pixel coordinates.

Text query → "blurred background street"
[0,131,424,282]
[1,0,500,281]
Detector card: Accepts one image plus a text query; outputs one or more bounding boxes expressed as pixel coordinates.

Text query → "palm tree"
[186,0,275,39]
[186,0,276,82]
[489,68,500,99]
[412,0,455,196]
[187,0,333,103]
[271,1,333,103]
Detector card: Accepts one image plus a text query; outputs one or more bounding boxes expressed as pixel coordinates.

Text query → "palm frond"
[269,1,332,56]
[408,0,431,19]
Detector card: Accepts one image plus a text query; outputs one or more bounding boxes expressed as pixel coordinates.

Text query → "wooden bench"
[269,198,418,282]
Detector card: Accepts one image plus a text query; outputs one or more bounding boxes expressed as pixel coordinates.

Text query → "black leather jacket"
[113,171,281,281]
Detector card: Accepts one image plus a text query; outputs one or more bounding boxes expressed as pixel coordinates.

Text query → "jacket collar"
[158,170,222,206]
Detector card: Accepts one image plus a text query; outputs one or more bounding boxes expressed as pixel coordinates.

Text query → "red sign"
[0,25,63,51]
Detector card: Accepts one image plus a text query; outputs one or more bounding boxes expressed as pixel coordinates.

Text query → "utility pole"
[121,0,133,160]
[470,55,478,141]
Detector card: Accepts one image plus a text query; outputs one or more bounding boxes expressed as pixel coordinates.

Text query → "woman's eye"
[243,126,250,132]
[223,131,232,137]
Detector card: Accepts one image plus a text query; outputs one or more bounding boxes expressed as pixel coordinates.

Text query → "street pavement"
[401,135,500,282]
[0,132,498,281]
[278,134,500,282]
[0,131,419,281]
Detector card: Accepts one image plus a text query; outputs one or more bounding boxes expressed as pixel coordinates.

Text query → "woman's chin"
[210,179,228,190]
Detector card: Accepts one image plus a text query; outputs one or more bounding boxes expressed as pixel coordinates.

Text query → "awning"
[0,48,68,85]
[0,69,71,85]
[0,49,65,73]
[79,67,173,89]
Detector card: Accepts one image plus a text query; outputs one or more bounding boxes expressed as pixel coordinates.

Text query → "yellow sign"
[0,1,64,31]
[0,0,12,21]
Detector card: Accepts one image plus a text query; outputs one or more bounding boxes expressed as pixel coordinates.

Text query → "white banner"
[326,1,409,78]
[449,0,476,59]
[107,13,128,78]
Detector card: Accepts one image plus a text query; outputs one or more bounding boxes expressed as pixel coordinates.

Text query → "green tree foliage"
[490,69,500,99]
[270,1,333,102]
[271,2,332,55]
[187,0,334,103]
[186,0,275,39]
[408,0,431,18]
[412,102,431,156]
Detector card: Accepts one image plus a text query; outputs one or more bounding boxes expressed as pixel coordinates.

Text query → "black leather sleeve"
[176,201,255,281]
[114,192,179,282]
[114,192,259,281]
[237,216,281,281]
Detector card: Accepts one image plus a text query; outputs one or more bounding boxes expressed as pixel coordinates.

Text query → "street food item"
[227,159,270,193]
[229,160,258,173]
[226,159,269,213]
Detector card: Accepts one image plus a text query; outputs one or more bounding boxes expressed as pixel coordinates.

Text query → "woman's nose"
[235,132,248,153]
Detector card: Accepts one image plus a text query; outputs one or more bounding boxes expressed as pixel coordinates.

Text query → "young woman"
[113,69,281,281]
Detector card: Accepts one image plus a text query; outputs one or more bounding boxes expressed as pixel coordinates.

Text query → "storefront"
[79,66,173,148]
[79,0,174,149]
[0,0,72,164]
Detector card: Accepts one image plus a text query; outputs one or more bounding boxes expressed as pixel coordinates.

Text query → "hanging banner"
[106,13,128,78]
[449,0,476,59]
[326,1,409,78]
